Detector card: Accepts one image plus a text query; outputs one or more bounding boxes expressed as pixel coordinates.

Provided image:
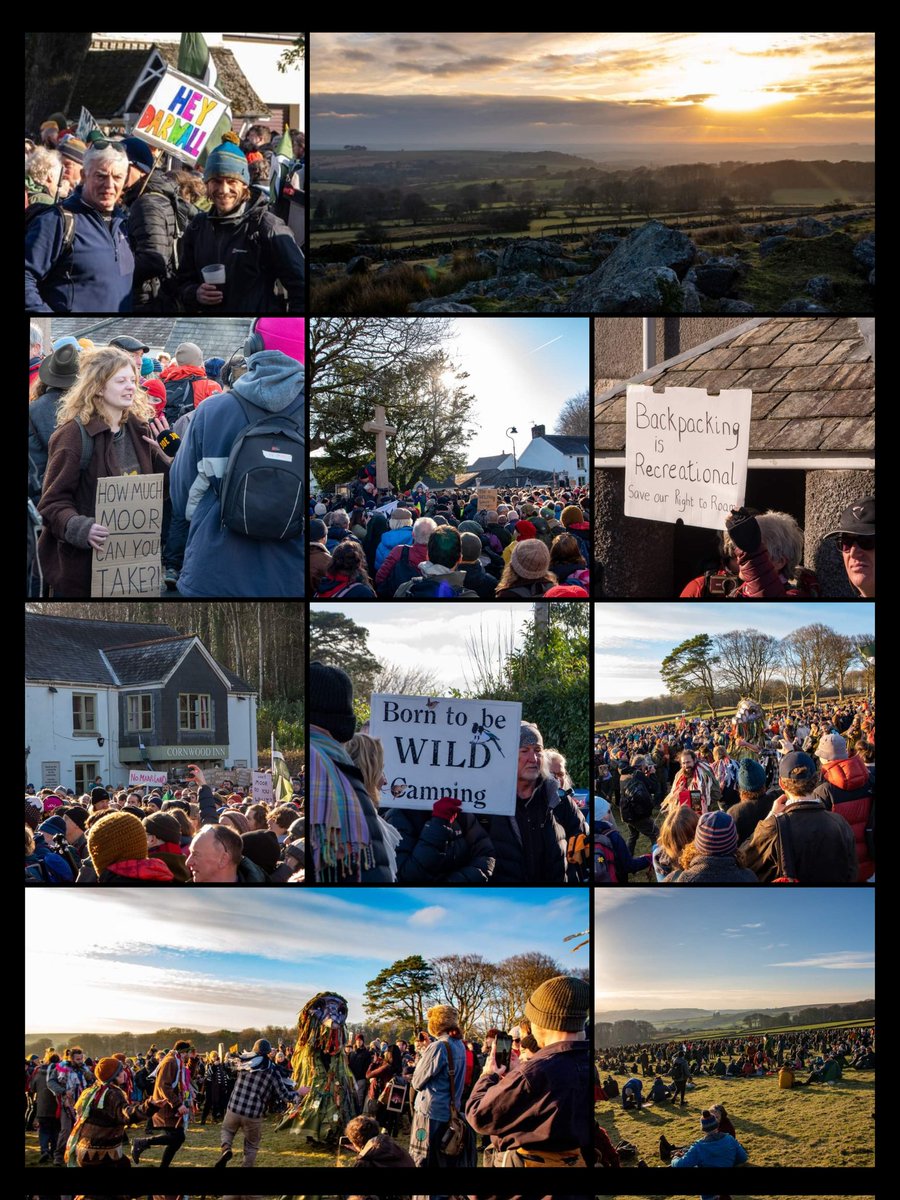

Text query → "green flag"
[178,32,217,88]
[272,733,293,804]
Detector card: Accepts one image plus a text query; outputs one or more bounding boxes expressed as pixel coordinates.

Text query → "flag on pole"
[272,732,293,803]
[229,1043,239,1055]
[270,124,294,205]
[177,32,232,167]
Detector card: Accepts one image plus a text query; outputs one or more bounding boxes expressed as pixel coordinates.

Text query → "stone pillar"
[805,469,875,598]
[594,468,676,597]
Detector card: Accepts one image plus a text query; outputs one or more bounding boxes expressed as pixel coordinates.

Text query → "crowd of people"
[28,318,305,597]
[26,973,592,1169]
[594,697,875,883]
[25,764,305,885]
[594,1023,874,1167]
[310,485,591,599]
[26,117,304,313]
[309,662,590,884]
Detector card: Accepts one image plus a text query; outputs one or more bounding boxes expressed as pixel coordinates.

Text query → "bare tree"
[430,954,496,1034]
[373,661,440,697]
[714,629,781,699]
[791,624,834,706]
[554,389,590,437]
[489,952,562,1030]
[825,632,857,702]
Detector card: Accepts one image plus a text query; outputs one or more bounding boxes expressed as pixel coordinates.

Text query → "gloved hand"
[726,507,761,553]
[432,796,462,823]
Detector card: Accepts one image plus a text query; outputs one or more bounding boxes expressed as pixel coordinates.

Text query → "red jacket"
[160,362,222,408]
[375,541,429,590]
[816,756,874,881]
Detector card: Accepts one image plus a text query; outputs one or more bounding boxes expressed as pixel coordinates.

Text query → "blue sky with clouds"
[595,888,874,1012]
[594,601,875,703]
[26,888,588,1033]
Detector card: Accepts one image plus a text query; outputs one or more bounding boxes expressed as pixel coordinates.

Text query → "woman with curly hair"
[37,346,171,597]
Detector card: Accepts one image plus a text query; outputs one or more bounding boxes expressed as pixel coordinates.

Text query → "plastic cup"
[202,264,226,285]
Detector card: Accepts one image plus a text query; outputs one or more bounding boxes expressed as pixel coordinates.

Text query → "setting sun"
[703,90,798,112]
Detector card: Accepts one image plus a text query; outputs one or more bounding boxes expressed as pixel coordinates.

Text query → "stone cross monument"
[362,404,398,490]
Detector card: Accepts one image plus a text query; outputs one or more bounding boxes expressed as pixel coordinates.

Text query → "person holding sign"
[37,347,171,597]
[176,134,305,314]
[723,507,820,598]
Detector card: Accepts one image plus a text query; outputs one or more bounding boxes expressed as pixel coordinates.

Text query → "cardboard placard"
[129,769,168,787]
[252,771,274,804]
[624,385,751,530]
[369,693,521,816]
[91,474,164,597]
[476,487,498,510]
[133,66,230,164]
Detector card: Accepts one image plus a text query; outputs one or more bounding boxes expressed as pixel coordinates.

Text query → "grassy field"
[596,707,718,731]
[596,1069,875,1167]
[26,1114,482,1168]
[668,1017,875,1041]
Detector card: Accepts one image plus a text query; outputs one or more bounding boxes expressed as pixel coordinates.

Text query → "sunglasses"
[840,534,875,552]
[88,138,127,153]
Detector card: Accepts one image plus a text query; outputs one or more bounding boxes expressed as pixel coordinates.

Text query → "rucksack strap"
[78,421,93,473]
[773,812,798,881]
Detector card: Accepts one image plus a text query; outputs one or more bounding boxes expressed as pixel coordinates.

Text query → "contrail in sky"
[527,334,563,355]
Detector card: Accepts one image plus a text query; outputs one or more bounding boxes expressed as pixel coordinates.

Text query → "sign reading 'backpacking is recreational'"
[91,474,164,597]
[133,67,230,164]
[369,693,521,816]
[624,385,752,531]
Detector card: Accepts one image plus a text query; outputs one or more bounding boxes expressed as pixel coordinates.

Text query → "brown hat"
[95,1055,124,1083]
[87,811,147,875]
[175,341,203,366]
[25,799,42,831]
[525,974,590,1033]
[511,538,551,579]
[427,1004,461,1037]
[143,811,181,846]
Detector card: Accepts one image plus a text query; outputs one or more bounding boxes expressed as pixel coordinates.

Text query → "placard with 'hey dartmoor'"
[624,385,752,530]
[369,693,522,816]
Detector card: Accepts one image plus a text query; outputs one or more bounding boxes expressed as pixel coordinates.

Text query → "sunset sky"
[312,32,874,150]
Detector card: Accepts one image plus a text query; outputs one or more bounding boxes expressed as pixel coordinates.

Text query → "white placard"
[132,67,230,165]
[369,693,522,816]
[252,771,274,804]
[129,769,167,787]
[624,385,752,530]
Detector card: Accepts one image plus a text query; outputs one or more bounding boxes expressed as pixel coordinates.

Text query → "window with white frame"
[72,693,97,733]
[179,693,211,731]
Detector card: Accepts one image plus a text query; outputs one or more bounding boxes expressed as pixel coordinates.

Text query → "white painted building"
[485,425,589,485]
[25,614,257,792]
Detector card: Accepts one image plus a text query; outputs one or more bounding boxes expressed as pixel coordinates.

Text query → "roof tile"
[767,418,830,450]
[749,419,790,450]
[751,392,788,420]
[816,338,863,365]
[596,423,626,451]
[682,346,746,370]
[821,362,875,391]
[812,389,875,418]
[776,363,844,391]
[818,417,874,451]
[772,318,836,342]
[730,322,784,346]
[770,341,834,368]
[822,317,863,342]
[731,367,791,391]
[728,345,788,368]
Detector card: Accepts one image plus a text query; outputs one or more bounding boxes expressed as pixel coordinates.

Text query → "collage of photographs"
[24,27,876,1200]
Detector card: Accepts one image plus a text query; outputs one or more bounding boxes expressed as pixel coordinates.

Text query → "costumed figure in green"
[276,991,355,1143]
[729,697,766,762]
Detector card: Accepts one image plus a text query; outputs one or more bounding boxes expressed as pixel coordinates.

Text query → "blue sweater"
[170,350,304,597]
[671,1131,748,1167]
[25,192,134,313]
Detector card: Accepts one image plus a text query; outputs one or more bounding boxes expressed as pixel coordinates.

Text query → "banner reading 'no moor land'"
[624,385,752,530]
[369,694,522,816]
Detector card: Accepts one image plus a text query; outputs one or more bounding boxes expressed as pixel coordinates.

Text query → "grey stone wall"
[806,469,876,598]
[594,468,675,597]
[595,316,751,386]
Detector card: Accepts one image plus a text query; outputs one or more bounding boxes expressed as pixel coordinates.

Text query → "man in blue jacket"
[25,142,135,312]
[169,337,304,597]
[671,1108,749,1167]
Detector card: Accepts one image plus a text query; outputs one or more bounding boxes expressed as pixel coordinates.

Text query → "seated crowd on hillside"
[593,699,874,884]
[310,485,590,599]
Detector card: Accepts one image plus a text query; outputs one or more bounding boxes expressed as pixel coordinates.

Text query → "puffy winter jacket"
[127,174,196,307]
[384,808,496,882]
[481,777,567,884]
[814,756,874,880]
[671,1131,748,1167]
[374,526,413,570]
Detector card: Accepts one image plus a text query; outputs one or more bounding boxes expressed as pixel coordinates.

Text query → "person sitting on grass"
[664,1108,749,1167]
[648,1075,675,1103]
[345,1114,416,1167]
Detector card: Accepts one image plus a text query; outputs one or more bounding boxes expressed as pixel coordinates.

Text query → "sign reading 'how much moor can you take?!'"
[133,67,230,164]
[91,474,164,597]
[624,385,752,531]
[369,694,522,816]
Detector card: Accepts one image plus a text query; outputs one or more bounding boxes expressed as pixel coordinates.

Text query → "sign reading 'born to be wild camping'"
[369,693,521,816]
[133,67,230,164]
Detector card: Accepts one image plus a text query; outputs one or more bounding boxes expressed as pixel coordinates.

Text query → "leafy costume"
[729,697,766,762]
[277,991,354,1143]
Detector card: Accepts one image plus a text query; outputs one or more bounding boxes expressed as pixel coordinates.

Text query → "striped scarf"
[64,1081,110,1165]
[309,728,373,882]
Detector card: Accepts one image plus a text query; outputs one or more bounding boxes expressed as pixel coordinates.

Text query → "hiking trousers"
[221,1109,263,1166]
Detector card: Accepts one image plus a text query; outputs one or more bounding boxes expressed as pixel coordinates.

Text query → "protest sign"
[476,487,498,510]
[202,767,252,789]
[133,67,230,165]
[624,385,752,531]
[91,475,164,597]
[369,693,521,816]
[129,769,168,787]
[374,500,399,516]
[252,771,274,804]
[76,106,99,141]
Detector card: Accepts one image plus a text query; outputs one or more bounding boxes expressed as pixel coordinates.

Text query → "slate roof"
[75,41,269,119]
[594,317,874,454]
[25,614,253,690]
[49,317,254,360]
[465,454,509,472]
[537,434,590,454]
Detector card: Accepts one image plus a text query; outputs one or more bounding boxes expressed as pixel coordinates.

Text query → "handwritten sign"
[252,771,274,804]
[369,693,521,816]
[91,474,163,597]
[624,385,751,530]
[129,769,168,787]
[476,488,498,510]
[133,67,230,164]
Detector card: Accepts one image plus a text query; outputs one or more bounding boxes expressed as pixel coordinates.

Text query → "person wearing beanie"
[176,130,304,313]
[308,661,393,883]
[26,814,78,883]
[241,829,292,881]
[58,136,86,189]
[213,1032,299,1167]
[142,375,168,416]
[86,811,174,884]
[673,810,757,883]
[465,974,591,1166]
[143,812,191,883]
[132,1041,192,1166]
[56,803,89,861]
[308,517,333,591]
[740,750,858,883]
[159,341,222,423]
[204,355,225,382]
[408,1003,471,1166]
[394,526,479,598]
[726,756,780,844]
[495,538,558,599]
[457,530,499,598]
[812,732,874,881]
[64,1054,157,1166]
[669,1107,749,1168]
[373,506,414,571]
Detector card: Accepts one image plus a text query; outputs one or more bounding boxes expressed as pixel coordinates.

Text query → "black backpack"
[378,543,419,597]
[620,775,652,824]
[163,376,197,425]
[218,395,304,540]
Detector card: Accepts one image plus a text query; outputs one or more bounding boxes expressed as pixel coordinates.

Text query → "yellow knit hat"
[87,811,147,875]
[426,1004,461,1037]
